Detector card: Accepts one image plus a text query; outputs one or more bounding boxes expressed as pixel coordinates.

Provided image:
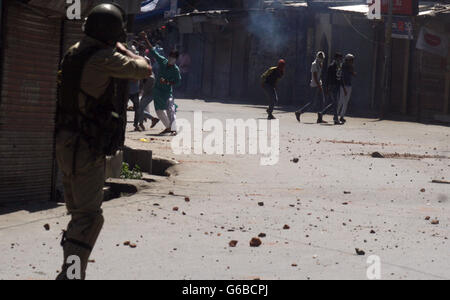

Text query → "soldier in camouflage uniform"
[55,3,152,280]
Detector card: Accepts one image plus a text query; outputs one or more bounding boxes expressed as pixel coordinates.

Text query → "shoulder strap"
[57,46,102,131]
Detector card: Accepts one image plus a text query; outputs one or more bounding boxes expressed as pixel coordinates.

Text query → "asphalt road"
[0,99,449,280]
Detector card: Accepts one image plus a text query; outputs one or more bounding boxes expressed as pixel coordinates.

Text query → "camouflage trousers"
[55,130,105,280]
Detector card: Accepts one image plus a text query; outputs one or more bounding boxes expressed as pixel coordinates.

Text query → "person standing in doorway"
[338,54,356,124]
[261,59,286,120]
[295,51,327,123]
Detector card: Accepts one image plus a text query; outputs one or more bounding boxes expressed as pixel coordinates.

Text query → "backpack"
[56,46,128,157]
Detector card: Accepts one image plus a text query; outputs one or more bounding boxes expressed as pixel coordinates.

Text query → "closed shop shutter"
[419,53,447,112]
[0,2,61,203]
[63,20,84,54]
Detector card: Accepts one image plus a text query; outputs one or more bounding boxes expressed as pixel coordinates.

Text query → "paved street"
[0,99,449,280]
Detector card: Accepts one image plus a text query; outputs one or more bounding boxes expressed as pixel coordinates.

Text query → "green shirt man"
[149,47,181,110]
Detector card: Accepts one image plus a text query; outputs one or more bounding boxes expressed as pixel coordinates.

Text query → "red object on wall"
[381,0,419,16]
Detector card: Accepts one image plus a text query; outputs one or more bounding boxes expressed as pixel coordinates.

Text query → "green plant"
[120,163,143,180]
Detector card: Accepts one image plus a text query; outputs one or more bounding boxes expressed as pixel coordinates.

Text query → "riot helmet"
[83,3,127,45]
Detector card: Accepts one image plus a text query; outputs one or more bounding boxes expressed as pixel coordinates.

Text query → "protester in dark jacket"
[318,52,343,125]
[261,59,286,120]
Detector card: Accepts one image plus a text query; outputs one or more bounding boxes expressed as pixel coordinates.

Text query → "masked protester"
[55,3,152,280]
[140,32,181,135]
[261,59,286,120]
[295,51,327,123]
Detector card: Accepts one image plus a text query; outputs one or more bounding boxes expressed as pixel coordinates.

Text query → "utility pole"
[381,0,393,119]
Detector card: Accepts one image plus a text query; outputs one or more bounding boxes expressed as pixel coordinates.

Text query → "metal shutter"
[0,2,61,203]
[63,19,84,54]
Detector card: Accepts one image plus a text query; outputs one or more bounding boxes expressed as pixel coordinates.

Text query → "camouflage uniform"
[56,36,150,280]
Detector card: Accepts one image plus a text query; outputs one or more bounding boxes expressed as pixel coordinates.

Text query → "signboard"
[381,0,419,16]
[391,16,413,40]
[417,27,449,57]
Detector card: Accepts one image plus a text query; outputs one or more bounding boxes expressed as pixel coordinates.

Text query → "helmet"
[83,3,126,45]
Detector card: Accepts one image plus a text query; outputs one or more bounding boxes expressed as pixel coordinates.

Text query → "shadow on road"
[0,201,61,216]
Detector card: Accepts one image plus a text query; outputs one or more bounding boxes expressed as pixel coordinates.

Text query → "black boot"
[268,114,276,120]
[317,113,327,124]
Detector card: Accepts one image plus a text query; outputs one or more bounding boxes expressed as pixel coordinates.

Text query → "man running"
[261,59,286,120]
[295,51,326,123]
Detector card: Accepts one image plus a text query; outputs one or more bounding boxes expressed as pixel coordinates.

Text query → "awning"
[136,0,171,21]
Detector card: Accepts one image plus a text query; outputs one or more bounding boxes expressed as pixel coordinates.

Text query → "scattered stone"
[123,241,130,246]
[250,238,262,247]
[420,188,426,193]
[258,202,264,207]
[425,216,431,221]
[343,191,351,194]
[43,224,50,231]
[258,233,267,238]
[292,158,299,163]
[431,219,439,225]
[342,202,349,205]
[291,264,298,267]
[168,191,174,195]
[229,240,238,248]
[355,248,366,256]
[129,243,137,248]
[283,224,290,230]
[370,230,376,234]
[371,152,384,158]
[173,207,179,211]
[184,197,190,202]
[432,179,450,184]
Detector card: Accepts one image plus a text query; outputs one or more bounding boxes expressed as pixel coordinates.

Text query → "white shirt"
[310,60,323,88]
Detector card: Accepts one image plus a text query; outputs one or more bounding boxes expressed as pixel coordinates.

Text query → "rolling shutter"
[0,2,61,203]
